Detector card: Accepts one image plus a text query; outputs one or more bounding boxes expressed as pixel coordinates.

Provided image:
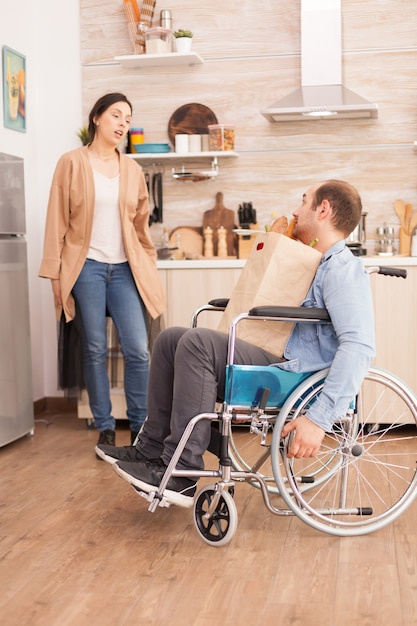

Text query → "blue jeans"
[72,259,149,433]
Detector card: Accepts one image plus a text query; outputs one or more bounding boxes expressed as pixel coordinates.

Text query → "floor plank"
[1,412,417,625]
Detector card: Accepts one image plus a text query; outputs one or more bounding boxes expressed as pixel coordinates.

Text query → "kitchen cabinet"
[162,264,242,329]
[368,260,417,394]
[78,259,417,423]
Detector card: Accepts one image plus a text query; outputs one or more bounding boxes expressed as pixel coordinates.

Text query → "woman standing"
[39,93,165,449]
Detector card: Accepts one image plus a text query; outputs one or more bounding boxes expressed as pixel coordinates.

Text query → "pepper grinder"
[204,226,213,257]
[217,226,227,258]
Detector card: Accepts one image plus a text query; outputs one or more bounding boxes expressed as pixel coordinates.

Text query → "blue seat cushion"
[224,364,314,408]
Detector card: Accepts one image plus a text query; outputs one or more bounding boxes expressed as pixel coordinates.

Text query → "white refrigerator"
[0,152,34,447]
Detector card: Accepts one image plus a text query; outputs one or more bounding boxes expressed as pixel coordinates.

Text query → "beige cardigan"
[39,146,166,321]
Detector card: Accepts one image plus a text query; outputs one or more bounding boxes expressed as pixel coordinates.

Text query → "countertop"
[157,255,417,270]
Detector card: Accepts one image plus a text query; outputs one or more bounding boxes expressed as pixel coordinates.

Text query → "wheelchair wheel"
[193,485,238,546]
[271,367,417,536]
[227,373,335,495]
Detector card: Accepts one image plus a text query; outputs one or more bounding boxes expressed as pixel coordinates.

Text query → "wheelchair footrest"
[131,485,172,509]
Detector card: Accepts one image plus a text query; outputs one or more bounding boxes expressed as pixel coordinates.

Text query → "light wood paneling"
[80,1,417,249]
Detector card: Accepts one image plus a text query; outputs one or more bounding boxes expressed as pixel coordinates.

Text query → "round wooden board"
[167,103,218,146]
[169,226,203,257]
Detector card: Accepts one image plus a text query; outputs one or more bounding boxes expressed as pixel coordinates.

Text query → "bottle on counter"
[161,227,170,248]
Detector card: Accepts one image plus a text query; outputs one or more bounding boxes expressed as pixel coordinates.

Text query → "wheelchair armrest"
[248,305,330,322]
[208,298,230,309]
[191,298,229,328]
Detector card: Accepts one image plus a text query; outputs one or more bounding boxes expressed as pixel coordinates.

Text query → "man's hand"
[281,415,325,458]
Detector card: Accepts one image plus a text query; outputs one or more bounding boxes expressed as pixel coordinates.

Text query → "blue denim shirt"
[277,240,375,431]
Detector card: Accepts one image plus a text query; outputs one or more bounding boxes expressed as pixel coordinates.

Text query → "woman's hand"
[51,278,63,312]
[281,415,325,458]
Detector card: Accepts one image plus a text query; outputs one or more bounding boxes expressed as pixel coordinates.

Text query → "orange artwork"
[2,46,26,132]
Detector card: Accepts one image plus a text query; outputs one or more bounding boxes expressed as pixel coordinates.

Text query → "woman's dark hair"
[87,93,133,143]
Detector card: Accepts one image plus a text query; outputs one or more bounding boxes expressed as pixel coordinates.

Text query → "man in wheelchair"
[97,179,375,508]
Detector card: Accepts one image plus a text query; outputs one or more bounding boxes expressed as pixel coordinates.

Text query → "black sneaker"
[97,430,115,447]
[113,459,196,508]
[95,443,148,465]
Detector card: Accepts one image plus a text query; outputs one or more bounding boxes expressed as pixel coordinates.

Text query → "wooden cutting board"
[202,192,237,256]
[169,226,203,258]
[167,103,218,146]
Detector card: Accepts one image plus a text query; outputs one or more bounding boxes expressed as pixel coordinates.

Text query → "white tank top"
[87,171,127,263]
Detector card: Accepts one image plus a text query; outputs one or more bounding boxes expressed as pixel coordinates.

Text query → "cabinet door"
[370,265,417,393]
[165,268,242,329]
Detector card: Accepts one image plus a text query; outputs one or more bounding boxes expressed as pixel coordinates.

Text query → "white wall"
[0,0,81,400]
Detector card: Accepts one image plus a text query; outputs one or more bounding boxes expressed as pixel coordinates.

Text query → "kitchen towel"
[217,232,322,357]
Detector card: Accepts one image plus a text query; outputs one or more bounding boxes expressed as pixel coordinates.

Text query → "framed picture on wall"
[2,46,26,132]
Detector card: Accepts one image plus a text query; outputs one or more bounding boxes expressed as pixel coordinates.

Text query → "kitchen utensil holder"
[171,157,219,181]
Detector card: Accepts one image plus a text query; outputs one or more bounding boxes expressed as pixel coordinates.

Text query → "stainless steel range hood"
[261,0,378,122]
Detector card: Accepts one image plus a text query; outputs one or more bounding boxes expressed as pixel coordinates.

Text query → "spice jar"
[376,225,396,256]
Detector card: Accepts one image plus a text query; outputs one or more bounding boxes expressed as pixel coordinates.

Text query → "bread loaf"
[269,216,288,234]
[269,215,297,240]
[284,217,297,239]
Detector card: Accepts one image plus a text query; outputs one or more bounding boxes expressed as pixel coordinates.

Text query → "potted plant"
[174,29,193,53]
[77,126,89,146]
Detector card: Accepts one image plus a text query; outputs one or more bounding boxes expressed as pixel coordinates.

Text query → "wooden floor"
[1,409,417,626]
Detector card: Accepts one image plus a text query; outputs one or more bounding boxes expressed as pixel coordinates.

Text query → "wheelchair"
[136,265,417,546]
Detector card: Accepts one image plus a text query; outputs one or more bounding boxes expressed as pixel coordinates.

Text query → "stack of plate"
[134,143,171,153]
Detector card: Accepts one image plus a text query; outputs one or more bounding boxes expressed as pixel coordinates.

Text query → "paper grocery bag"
[217,232,322,357]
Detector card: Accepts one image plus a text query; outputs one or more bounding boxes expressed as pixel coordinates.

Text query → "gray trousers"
[136,326,280,471]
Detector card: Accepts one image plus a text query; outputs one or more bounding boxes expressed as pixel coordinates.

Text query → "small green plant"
[174,29,193,38]
[77,126,89,146]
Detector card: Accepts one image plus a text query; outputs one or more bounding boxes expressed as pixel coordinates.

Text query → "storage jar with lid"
[145,27,173,54]
[208,124,235,151]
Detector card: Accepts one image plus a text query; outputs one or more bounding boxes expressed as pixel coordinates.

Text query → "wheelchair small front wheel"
[193,485,238,547]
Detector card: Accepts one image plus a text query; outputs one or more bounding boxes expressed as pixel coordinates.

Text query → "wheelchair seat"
[225,364,313,408]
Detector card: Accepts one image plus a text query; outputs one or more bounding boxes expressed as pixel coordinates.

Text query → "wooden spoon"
[408,210,417,235]
[394,199,406,228]
[405,203,412,234]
